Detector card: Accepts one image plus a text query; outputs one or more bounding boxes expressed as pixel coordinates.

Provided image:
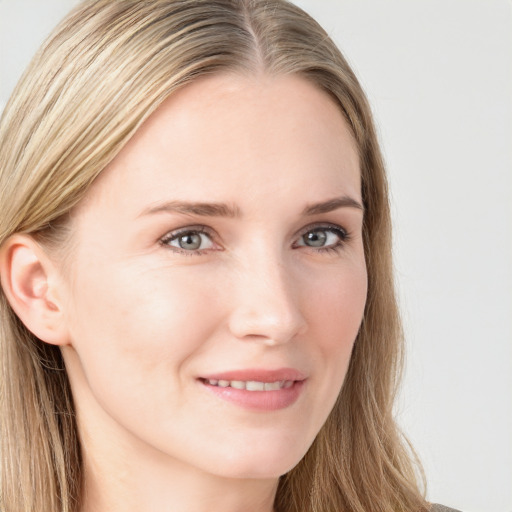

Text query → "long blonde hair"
[0,1,428,511]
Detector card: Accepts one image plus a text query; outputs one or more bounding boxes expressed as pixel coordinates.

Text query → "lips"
[201,378,294,391]
[198,368,306,411]
[200,368,306,383]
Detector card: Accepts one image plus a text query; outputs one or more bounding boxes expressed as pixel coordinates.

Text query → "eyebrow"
[302,196,364,215]
[139,195,363,219]
[140,200,241,218]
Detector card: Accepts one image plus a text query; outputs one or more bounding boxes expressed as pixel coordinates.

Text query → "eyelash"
[159,223,350,256]
[159,226,214,256]
[296,224,350,254]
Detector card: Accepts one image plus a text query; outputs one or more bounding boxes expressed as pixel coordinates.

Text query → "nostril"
[228,306,306,345]
[226,258,307,343]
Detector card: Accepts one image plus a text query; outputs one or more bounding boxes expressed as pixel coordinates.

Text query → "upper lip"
[199,368,306,383]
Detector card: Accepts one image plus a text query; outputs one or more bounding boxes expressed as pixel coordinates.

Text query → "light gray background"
[1,1,511,511]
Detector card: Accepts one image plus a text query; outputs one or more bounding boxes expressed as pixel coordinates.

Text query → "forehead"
[77,73,360,218]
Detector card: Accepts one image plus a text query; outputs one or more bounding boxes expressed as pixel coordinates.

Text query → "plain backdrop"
[1,1,511,511]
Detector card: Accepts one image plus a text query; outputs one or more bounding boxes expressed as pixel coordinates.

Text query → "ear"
[0,234,70,346]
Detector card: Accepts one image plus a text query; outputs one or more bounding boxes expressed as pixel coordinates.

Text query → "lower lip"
[199,380,305,411]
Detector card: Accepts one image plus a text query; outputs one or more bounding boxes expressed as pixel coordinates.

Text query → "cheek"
[306,260,367,401]
[62,261,228,444]
[65,262,223,385]
[309,260,367,349]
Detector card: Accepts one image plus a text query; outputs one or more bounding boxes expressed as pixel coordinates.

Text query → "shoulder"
[430,504,463,512]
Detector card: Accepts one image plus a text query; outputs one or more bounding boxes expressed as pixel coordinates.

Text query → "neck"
[80,457,278,512]
[77,410,278,512]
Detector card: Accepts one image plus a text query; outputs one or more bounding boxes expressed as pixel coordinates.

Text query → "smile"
[198,369,306,411]
[202,379,295,391]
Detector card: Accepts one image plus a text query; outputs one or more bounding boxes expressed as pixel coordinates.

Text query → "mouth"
[197,368,306,411]
[199,378,295,391]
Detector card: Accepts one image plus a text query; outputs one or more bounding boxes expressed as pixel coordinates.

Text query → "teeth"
[246,380,265,391]
[205,379,293,391]
[230,380,245,389]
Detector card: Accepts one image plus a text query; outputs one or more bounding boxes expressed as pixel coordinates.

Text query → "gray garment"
[431,504,462,512]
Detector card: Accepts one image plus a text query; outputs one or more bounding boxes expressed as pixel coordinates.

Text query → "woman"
[0,1,459,511]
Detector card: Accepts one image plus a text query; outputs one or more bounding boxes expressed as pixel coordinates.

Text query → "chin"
[198,439,309,480]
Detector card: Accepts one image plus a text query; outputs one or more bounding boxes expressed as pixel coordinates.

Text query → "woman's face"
[59,74,367,479]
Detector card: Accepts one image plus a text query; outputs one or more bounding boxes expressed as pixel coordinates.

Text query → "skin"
[34,74,367,511]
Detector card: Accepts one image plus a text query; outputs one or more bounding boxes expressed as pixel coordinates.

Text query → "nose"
[227,251,307,346]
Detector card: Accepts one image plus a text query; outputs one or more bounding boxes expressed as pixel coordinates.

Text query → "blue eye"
[161,224,349,255]
[162,229,215,252]
[296,226,348,251]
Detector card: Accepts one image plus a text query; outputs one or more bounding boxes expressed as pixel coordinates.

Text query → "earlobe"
[0,235,69,346]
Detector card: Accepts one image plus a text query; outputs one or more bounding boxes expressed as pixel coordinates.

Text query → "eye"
[295,225,349,252]
[161,227,215,253]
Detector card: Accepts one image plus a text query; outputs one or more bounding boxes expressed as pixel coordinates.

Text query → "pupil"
[306,230,326,247]
[180,233,201,250]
